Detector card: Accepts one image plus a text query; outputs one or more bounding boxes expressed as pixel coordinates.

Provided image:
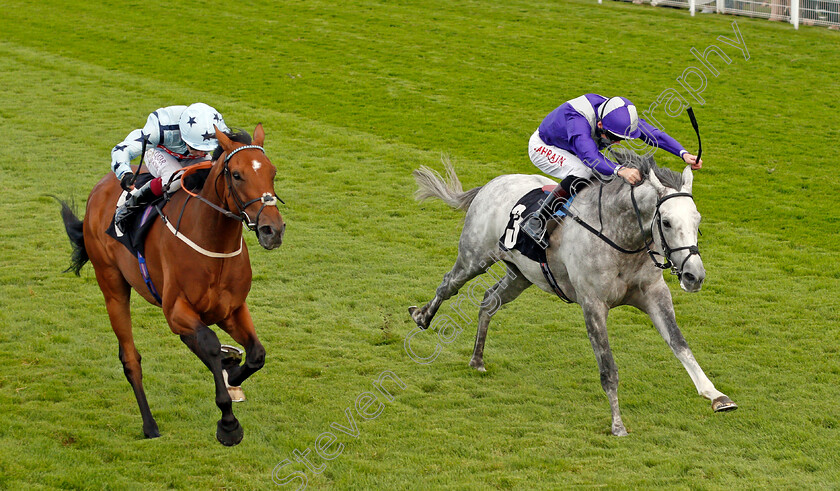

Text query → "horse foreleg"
[409,255,486,329]
[217,303,266,388]
[582,301,628,436]
[167,298,243,446]
[97,267,160,439]
[469,264,531,372]
[638,285,737,412]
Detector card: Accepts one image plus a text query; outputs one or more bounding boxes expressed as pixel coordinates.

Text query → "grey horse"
[409,150,736,436]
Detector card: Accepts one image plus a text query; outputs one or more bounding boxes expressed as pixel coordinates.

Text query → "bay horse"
[409,149,736,436]
[58,125,285,446]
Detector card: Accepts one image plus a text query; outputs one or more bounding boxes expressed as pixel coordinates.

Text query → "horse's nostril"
[683,272,696,283]
[259,225,274,237]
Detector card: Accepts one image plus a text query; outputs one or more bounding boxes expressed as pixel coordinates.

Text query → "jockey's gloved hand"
[120,172,135,192]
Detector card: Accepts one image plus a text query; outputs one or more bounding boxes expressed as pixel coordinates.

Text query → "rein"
[650,192,701,276]
[152,196,246,258]
[221,145,284,232]
[158,144,283,258]
[566,184,701,277]
[179,144,283,231]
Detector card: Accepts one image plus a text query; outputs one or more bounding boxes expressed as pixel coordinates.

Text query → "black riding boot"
[115,182,158,231]
[520,184,570,247]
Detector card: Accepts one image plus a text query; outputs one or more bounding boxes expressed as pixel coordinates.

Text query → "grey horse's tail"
[412,159,482,213]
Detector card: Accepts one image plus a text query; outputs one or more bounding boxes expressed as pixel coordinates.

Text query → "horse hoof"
[469,359,486,372]
[612,426,629,437]
[220,345,243,371]
[227,385,246,403]
[712,396,738,412]
[144,425,161,439]
[223,370,246,402]
[611,421,629,436]
[216,419,244,446]
[408,306,428,330]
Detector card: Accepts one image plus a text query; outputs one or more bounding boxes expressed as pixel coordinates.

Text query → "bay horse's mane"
[606,146,684,191]
[211,128,252,160]
[183,128,253,191]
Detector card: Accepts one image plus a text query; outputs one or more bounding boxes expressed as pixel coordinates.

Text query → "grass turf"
[0,0,839,488]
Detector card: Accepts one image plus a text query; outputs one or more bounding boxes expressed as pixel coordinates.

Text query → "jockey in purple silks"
[521,94,703,245]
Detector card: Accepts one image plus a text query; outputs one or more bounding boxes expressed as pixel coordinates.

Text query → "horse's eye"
[663,220,672,229]
[232,171,242,181]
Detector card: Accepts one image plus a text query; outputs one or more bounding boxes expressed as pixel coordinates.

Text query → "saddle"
[105,174,163,257]
[498,185,576,303]
[103,174,166,302]
[105,167,211,257]
[498,185,574,263]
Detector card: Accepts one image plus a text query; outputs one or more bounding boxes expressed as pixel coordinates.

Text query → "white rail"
[614,0,840,30]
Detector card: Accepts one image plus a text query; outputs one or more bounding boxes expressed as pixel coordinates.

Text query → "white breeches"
[528,130,594,181]
[143,148,208,193]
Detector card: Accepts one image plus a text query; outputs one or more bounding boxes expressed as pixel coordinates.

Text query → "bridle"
[179,144,284,234]
[220,145,284,232]
[630,187,701,278]
[568,183,701,279]
[573,106,704,279]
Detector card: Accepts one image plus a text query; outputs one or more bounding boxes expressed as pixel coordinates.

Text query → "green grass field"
[1,0,839,488]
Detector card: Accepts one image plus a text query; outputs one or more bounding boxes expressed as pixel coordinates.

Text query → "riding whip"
[131,137,148,187]
[686,106,702,163]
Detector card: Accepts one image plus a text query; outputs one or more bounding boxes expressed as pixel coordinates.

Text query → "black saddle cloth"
[498,187,574,263]
[498,188,551,263]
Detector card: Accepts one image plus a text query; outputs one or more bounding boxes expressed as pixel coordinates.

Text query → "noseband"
[631,189,701,278]
[568,184,701,279]
[176,145,284,237]
[221,145,284,232]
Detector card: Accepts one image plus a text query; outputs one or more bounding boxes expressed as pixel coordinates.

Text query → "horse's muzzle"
[258,222,285,249]
[679,256,705,293]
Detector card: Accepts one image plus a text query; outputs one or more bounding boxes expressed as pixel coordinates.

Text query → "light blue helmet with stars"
[179,103,229,151]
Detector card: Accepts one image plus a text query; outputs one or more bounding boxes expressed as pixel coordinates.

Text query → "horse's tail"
[55,198,89,276]
[413,158,482,213]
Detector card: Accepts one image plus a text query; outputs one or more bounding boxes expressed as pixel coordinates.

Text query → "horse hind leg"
[97,267,160,438]
[118,344,159,438]
[168,298,243,446]
[469,263,532,372]
[409,253,488,329]
[582,302,628,436]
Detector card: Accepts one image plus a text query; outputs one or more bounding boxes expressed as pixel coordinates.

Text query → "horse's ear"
[681,165,694,194]
[214,125,234,152]
[648,169,667,197]
[253,123,265,147]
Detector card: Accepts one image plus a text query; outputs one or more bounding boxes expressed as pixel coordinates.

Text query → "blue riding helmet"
[598,96,641,140]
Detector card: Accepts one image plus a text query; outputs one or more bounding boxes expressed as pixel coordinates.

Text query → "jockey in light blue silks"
[520,94,703,244]
[110,103,230,231]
